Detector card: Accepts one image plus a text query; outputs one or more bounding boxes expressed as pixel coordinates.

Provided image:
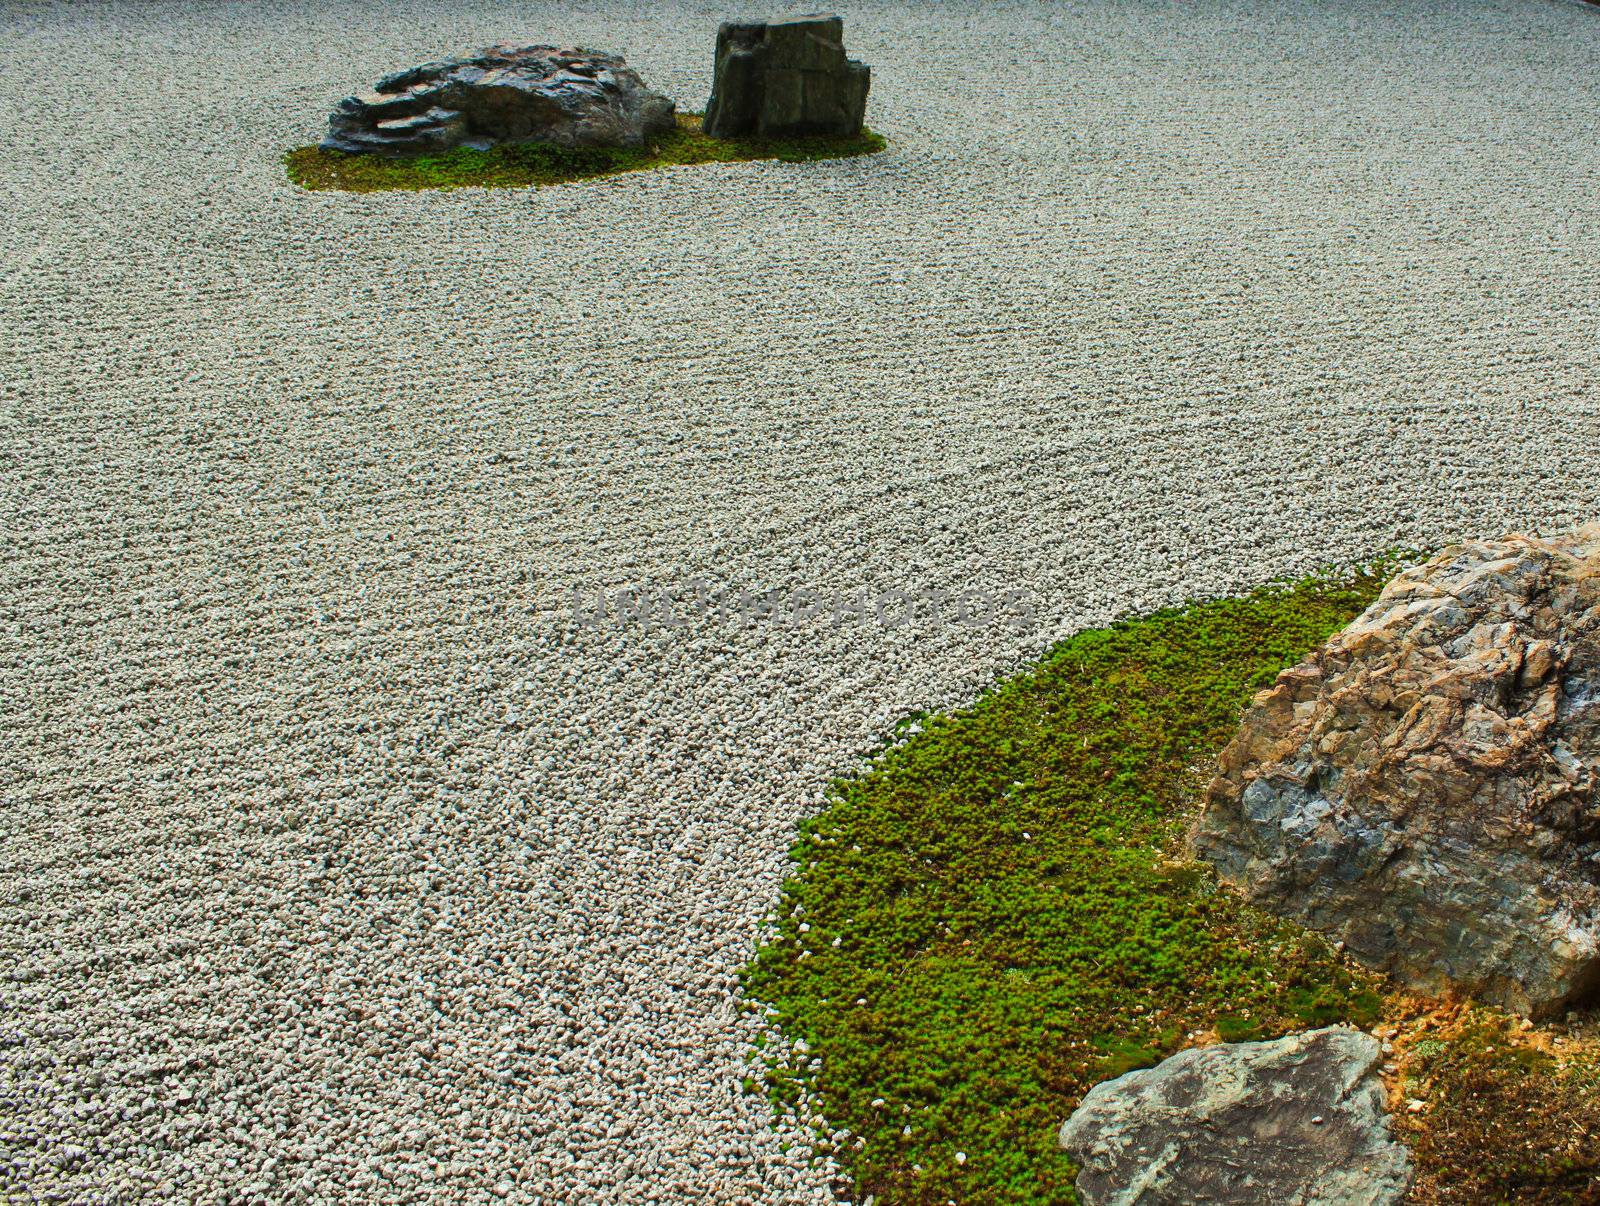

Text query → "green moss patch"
[742,569,1398,1203]
[285,112,886,193]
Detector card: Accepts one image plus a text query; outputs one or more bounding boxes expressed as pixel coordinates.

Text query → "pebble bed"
[3,0,1599,1201]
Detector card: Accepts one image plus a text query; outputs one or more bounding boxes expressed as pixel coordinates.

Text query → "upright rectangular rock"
[702,15,870,139]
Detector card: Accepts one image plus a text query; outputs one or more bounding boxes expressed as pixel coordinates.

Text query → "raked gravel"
[3,0,1600,1201]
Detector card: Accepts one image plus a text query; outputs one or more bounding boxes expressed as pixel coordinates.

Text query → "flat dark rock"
[323,44,676,156]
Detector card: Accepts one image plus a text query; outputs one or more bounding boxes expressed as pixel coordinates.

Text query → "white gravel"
[3,0,1599,1201]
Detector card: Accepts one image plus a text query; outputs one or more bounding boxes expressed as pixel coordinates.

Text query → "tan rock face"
[1196,526,1600,1018]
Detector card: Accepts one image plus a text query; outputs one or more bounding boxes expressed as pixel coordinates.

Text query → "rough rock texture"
[1197,527,1600,1018]
[1059,1027,1412,1206]
[702,15,869,139]
[323,44,676,154]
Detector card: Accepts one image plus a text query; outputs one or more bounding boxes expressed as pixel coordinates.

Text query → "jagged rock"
[702,15,869,139]
[322,45,676,155]
[1196,526,1600,1018]
[1060,1027,1412,1206]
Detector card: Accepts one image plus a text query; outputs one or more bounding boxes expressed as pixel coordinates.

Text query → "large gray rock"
[322,45,676,155]
[702,15,869,139]
[1195,526,1600,1018]
[1060,1027,1412,1206]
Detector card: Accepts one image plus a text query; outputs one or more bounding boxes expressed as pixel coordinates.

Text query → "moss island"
[286,112,886,193]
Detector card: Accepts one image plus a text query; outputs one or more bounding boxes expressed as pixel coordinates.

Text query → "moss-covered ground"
[285,112,885,193]
[1391,1006,1600,1203]
[741,566,1600,1203]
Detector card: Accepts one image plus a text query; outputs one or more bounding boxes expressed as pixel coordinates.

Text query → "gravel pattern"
[3,0,1599,1201]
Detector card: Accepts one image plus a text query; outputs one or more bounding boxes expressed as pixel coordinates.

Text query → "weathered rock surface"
[1196,526,1600,1018]
[1060,1027,1412,1206]
[702,15,869,139]
[323,45,676,155]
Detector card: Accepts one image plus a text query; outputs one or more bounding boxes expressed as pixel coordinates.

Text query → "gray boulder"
[1060,1027,1412,1206]
[323,44,676,155]
[1195,526,1600,1018]
[702,15,869,139]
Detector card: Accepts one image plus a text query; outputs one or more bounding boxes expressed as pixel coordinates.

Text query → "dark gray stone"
[1194,526,1600,1019]
[1060,1027,1412,1206]
[702,15,869,139]
[323,45,676,156]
